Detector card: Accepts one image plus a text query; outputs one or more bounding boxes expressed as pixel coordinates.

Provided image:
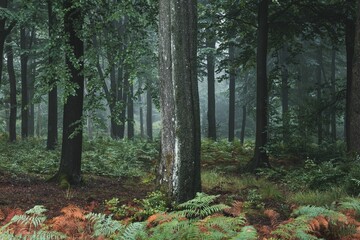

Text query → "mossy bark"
[158,0,201,204]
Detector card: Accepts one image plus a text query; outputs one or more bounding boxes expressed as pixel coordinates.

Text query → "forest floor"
[0,171,152,219]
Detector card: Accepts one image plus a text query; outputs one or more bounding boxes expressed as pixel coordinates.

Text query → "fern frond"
[28,229,66,240]
[293,205,346,221]
[11,215,46,229]
[25,205,47,216]
[86,212,124,238]
[231,225,257,240]
[121,222,146,240]
[176,192,229,219]
[339,197,360,216]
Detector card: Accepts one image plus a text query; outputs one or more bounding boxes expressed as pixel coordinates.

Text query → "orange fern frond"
[264,209,280,227]
[224,201,243,217]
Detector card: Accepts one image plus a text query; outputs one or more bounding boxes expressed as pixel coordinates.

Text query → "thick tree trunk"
[6,37,17,142]
[228,44,236,142]
[28,48,35,136]
[247,0,270,171]
[348,1,360,154]
[55,1,84,185]
[146,81,153,140]
[47,0,58,149]
[158,0,201,203]
[206,35,216,141]
[345,0,356,151]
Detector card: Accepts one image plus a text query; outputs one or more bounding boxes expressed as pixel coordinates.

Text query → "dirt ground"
[0,171,153,219]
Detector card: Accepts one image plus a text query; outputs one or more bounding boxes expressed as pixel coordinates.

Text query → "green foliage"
[133,191,168,219]
[288,188,347,207]
[339,197,360,218]
[231,225,258,240]
[176,192,229,219]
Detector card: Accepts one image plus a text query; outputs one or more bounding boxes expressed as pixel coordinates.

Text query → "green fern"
[292,205,345,220]
[231,225,258,240]
[339,197,360,216]
[176,192,229,219]
[86,212,124,238]
[149,219,200,240]
[121,222,147,240]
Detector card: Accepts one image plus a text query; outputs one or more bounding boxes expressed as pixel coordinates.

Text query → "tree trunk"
[36,104,41,137]
[247,0,270,171]
[55,0,84,185]
[330,47,337,142]
[20,27,29,139]
[240,105,246,145]
[279,47,290,142]
[146,80,153,141]
[28,44,35,137]
[119,69,129,139]
[206,35,216,141]
[0,0,16,87]
[158,0,201,203]
[228,44,236,142]
[348,1,360,154]
[316,46,323,145]
[127,82,134,139]
[345,0,356,151]
[47,0,58,149]
[139,93,144,138]
[7,37,17,142]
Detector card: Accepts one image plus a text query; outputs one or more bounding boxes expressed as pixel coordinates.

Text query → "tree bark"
[247,0,270,171]
[55,0,84,185]
[345,0,356,151]
[228,44,236,142]
[348,1,360,154]
[279,47,290,142]
[20,27,29,139]
[127,82,134,139]
[158,0,201,203]
[47,0,58,150]
[6,36,17,142]
[330,47,337,142]
[146,80,153,141]
[0,0,16,87]
[316,46,323,145]
[206,35,216,141]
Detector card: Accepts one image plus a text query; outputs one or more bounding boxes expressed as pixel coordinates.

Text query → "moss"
[59,174,70,189]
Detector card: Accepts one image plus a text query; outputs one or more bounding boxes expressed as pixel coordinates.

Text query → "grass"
[288,188,349,207]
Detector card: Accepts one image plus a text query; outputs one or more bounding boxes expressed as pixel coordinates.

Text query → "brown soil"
[0,171,153,218]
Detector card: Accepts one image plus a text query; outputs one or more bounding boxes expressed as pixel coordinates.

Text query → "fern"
[339,197,360,216]
[121,222,147,240]
[176,192,229,219]
[231,225,258,240]
[86,212,124,238]
[149,219,200,240]
[292,205,345,220]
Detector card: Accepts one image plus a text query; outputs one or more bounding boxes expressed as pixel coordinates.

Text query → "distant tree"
[228,43,236,142]
[246,0,271,171]
[348,0,360,154]
[146,78,153,141]
[6,36,16,142]
[127,82,134,139]
[158,0,201,203]
[54,0,84,185]
[206,34,217,141]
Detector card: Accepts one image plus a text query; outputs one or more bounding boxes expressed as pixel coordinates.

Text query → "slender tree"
[316,46,323,145]
[146,79,153,140]
[0,0,16,87]
[246,0,271,171]
[228,44,236,142]
[348,0,360,154]
[54,0,84,185]
[20,27,29,139]
[206,35,216,141]
[158,0,201,203]
[47,0,58,150]
[6,36,16,142]
[330,47,337,142]
[128,82,134,139]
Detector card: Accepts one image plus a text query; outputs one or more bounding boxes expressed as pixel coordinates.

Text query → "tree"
[228,43,236,142]
[206,27,216,141]
[348,0,360,154]
[6,36,16,142]
[46,0,58,150]
[158,0,201,203]
[246,0,271,171]
[0,0,16,87]
[146,78,153,140]
[53,0,84,185]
